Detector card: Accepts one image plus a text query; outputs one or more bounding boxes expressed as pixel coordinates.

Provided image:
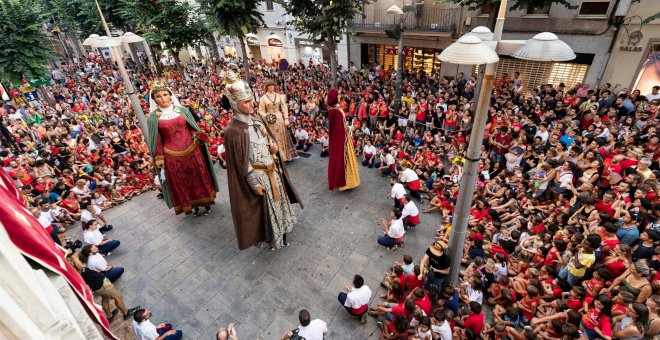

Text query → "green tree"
[435,0,576,31]
[118,0,209,70]
[277,0,371,85]
[198,0,265,80]
[0,0,54,85]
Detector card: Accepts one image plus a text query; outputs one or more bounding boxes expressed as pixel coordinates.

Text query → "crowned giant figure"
[223,64,303,250]
[147,79,218,216]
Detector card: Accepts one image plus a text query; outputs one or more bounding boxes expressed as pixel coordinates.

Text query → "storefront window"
[364,44,442,75]
[633,42,660,94]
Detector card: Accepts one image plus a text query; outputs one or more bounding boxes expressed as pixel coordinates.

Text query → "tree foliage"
[118,0,208,54]
[198,0,265,79]
[0,0,54,85]
[276,0,371,85]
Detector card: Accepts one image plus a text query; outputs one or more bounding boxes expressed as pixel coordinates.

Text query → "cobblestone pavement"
[103,150,439,339]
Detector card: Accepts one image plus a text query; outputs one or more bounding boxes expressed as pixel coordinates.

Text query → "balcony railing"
[349,8,459,32]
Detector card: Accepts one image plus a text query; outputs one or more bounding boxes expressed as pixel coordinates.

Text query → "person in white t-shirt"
[318,131,330,157]
[294,126,312,152]
[216,143,227,169]
[82,219,119,255]
[281,310,328,340]
[79,244,125,282]
[132,308,182,340]
[378,148,396,176]
[362,140,377,168]
[430,310,453,340]
[399,163,422,202]
[389,175,407,209]
[401,194,420,229]
[378,208,405,251]
[646,85,660,101]
[338,274,372,324]
[81,200,110,226]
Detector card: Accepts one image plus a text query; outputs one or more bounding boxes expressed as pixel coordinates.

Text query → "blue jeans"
[338,292,366,316]
[580,321,599,340]
[98,240,120,255]
[362,155,374,168]
[103,267,125,282]
[558,267,581,287]
[157,324,182,340]
[378,235,398,248]
[99,225,113,233]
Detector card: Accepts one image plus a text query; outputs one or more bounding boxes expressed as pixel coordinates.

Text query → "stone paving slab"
[100,149,440,339]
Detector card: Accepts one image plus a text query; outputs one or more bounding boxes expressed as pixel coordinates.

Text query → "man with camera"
[280,309,328,340]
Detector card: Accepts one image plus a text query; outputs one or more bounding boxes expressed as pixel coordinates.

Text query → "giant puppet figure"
[147,79,219,216]
[223,64,303,250]
[258,79,298,161]
[327,88,361,191]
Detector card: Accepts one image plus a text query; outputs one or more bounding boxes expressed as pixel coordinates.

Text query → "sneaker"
[387,245,398,251]
[360,313,367,324]
[376,321,383,329]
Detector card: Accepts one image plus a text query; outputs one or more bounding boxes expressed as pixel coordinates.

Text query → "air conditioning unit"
[614,0,631,17]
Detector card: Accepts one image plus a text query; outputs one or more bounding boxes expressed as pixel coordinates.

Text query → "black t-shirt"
[426,249,450,278]
[80,268,105,291]
[385,115,397,128]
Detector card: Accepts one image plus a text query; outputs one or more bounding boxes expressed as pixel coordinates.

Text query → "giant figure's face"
[153,90,172,108]
[237,98,255,114]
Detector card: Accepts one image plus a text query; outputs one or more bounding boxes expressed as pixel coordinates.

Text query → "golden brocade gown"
[340,121,361,191]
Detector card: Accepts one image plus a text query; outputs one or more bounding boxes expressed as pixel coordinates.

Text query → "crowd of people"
[2,48,660,340]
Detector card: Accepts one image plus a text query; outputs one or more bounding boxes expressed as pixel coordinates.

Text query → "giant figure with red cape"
[327,88,361,191]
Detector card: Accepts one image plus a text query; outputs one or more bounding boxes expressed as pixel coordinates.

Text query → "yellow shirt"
[567,250,595,277]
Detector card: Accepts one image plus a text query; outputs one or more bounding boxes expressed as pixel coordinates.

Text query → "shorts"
[95,278,120,299]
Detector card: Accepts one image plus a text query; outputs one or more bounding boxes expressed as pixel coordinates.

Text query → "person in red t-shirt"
[456,301,484,337]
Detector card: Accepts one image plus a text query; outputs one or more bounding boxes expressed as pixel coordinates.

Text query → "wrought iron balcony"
[350,8,459,32]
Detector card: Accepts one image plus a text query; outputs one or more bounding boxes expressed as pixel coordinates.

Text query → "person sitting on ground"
[338,274,372,324]
[378,208,405,251]
[401,194,420,230]
[78,244,124,282]
[80,266,139,321]
[281,309,328,340]
[132,308,183,340]
[82,219,119,255]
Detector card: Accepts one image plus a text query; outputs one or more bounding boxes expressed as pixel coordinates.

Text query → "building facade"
[348,0,462,76]
[459,0,631,92]
[601,0,660,94]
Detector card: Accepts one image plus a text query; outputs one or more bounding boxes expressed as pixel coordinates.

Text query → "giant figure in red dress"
[147,80,219,215]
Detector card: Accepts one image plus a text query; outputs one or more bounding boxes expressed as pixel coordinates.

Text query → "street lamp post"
[441,0,576,286]
[386,5,407,117]
[89,0,150,142]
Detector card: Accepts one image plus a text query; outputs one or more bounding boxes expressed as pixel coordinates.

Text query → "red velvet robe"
[328,107,347,190]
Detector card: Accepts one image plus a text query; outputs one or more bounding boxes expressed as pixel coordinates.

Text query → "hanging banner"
[20,85,39,102]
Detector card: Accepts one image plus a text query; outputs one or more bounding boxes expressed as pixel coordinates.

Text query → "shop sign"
[620,30,643,52]
[246,36,260,46]
[268,38,283,47]
[384,48,413,57]
[295,38,324,48]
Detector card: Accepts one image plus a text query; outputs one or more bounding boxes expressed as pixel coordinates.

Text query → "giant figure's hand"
[269,143,279,155]
[155,158,164,169]
[255,184,265,196]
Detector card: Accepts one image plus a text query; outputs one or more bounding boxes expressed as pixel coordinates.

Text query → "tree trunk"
[327,32,338,87]
[171,50,183,73]
[37,85,55,108]
[207,33,220,59]
[236,32,250,81]
[149,44,163,76]
[487,1,499,32]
